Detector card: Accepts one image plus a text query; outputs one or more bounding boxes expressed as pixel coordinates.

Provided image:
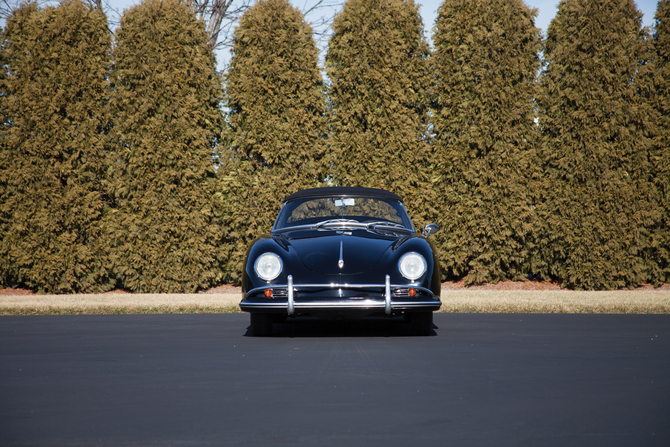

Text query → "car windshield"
[274,197,413,231]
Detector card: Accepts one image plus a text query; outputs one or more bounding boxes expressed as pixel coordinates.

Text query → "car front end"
[239,187,441,336]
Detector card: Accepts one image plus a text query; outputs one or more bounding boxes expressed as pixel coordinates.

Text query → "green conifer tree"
[325,0,434,224]
[221,0,327,282]
[108,0,224,292]
[651,0,670,283]
[536,0,660,289]
[430,0,542,284]
[0,26,10,285]
[0,0,113,293]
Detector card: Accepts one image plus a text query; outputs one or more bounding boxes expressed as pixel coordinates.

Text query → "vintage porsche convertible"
[240,187,441,336]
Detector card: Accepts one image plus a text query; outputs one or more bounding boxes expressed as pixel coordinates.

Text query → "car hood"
[285,233,395,275]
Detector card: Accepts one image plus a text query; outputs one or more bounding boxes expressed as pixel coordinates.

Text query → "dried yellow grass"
[438,290,670,314]
[0,290,668,315]
[0,293,242,315]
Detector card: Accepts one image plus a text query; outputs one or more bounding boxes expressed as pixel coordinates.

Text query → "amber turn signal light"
[264,288,273,298]
[408,288,416,297]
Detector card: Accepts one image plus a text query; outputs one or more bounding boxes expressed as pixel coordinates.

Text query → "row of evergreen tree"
[1,0,668,293]
[1,0,223,293]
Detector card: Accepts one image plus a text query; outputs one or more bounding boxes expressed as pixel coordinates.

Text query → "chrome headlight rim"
[398,252,427,281]
[254,252,283,281]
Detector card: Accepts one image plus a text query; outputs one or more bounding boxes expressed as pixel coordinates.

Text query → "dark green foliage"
[536,0,660,289]
[430,0,542,284]
[0,1,113,293]
[651,0,670,283]
[325,0,434,227]
[221,0,327,282]
[108,0,224,292]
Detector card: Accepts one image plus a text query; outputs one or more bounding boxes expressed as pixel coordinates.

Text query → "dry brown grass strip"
[2,305,242,316]
[0,293,242,315]
[1,290,669,315]
[438,290,670,314]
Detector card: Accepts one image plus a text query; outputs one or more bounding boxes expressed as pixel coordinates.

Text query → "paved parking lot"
[1,313,668,446]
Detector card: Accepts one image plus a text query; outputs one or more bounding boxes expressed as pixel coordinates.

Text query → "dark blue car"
[240,187,441,336]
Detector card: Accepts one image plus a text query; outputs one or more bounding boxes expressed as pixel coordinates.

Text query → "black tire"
[271,314,288,324]
[409,311,433,336]
[250,313,274,337]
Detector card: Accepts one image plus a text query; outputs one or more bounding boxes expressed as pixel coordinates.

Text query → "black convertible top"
[284,187,403,203]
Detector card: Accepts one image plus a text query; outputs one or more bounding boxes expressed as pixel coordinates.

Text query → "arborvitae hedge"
[0,30,8,142]
[431,0,542,284]
[325,0,434,226]
[536,0,660,289]
[108,0,224,292]
[221,0,327,282]
[652,0,670,283]
[0,0,113,293]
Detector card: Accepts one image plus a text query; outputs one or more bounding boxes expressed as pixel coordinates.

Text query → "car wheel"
[409,311,433,336]
[250,313,274,337]
[271,314,288,324]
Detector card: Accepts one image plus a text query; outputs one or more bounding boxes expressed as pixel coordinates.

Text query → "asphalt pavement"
[1,313,668,446]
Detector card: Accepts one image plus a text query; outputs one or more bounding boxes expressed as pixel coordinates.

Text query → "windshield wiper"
[273,219,362,233]
[275,219,411,234]
[273,224,314,233]
[365,221,412,233]
[314,219,363,229]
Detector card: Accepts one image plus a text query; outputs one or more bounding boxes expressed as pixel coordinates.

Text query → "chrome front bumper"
[241,275,441,315]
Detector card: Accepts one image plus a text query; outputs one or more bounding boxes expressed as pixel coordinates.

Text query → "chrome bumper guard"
[242,275,440,316]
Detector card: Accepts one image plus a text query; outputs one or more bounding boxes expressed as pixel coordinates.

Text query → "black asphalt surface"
[1,314,668,447]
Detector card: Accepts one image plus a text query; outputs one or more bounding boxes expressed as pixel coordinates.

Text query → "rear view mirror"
[334,198,355,207]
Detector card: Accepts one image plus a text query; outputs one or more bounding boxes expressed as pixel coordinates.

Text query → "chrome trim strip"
[241,302,289,308]
[391,301,442,308]
[240,300,441,310]
[244,283,436,299]
[338,241,344,268]
[287,275,294,315]
[242,280,440,314]
[385,275,391,315]
[244,284,437,299]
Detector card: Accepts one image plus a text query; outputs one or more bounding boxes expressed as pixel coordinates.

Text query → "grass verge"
[2,305,243,316]
[0,293,243,316]
[438,290,670,314]
[0,290,668,315]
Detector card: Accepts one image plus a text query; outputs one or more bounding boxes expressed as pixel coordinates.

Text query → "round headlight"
[254,253,283,281]
[398,252,427,281]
